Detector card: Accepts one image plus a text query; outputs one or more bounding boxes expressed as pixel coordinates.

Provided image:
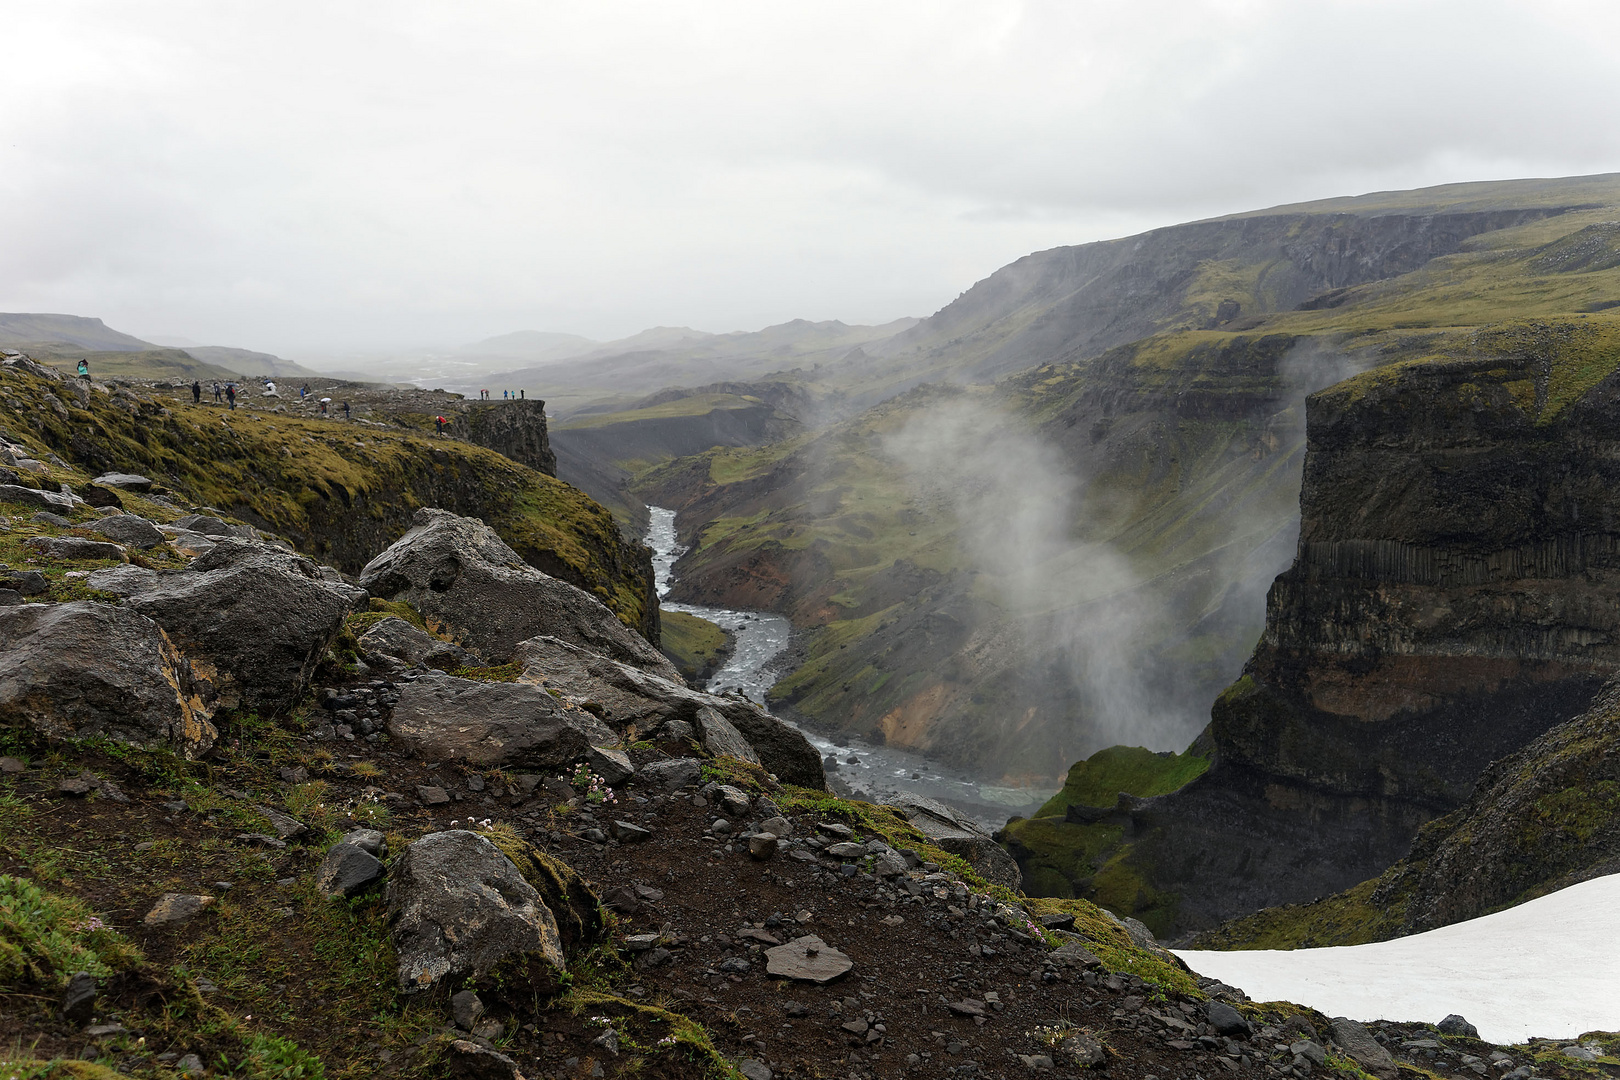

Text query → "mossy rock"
[486,830,604,954]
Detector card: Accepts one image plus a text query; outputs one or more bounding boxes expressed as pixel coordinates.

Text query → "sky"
[5,0,1620,356]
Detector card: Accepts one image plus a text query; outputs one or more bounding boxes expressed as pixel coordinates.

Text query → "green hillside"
[632,175,1620,794]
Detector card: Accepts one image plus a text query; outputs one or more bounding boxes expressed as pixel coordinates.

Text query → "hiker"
[319,400,328,417]
[191,380,201,404]
[434,415,446,435]
[226,383,237,410]
[519,389,524,399]
[299,385,308,400]
[212,381,222,402]
[265,379,277,396]
[341,401,351,420]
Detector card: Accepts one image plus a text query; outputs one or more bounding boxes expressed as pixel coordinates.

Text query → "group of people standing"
[184,378,346,418]
[476,388,526,400]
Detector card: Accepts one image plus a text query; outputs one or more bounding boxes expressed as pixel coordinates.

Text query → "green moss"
[0,874,142,987]
[1028,745,1211,819]
[448,662,524,682]
[0,1062,140,1080]
[1185,877,1404,950]
[658,610,729,683]
[0,366,653,636]
[483,825,605,954]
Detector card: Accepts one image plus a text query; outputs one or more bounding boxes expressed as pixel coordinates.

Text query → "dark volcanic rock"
[1364,674,1620,935]
[356,616,475,672]
[386,830,565,992]
[94,540,355,716]
[0,483,74,512]
[360,508,672,669]
[1021,353,1620,934]
[0,601,216,758]
[884,793,1021,891]
[514,634,825,787]
[88,514,164,549]
[387,671,618,769]
[315,842,386,898]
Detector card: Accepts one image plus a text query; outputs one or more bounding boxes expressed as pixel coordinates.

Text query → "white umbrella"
[320,397,332,402]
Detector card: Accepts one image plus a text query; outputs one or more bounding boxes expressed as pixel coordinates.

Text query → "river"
[645,507,1051,830]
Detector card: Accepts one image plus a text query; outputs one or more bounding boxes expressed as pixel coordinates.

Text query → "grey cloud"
[2,0,1618,351]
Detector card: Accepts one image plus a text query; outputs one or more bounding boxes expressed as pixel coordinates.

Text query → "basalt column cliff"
[1008,326,1620,934]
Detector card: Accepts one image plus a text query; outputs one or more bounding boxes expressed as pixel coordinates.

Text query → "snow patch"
[1175,873,1620,1045]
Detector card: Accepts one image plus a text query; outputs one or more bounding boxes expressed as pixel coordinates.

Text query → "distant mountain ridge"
[0,313,323,381]
[0,312,156,352]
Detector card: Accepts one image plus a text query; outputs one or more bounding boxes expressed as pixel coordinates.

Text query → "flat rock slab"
[764,934,853,983]
[0,484,74,512]
[92,472,153,491]
[26,536,126,562]
[144,893,215,927]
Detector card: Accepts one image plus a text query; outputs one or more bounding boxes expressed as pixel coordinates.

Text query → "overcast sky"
[5,1,1620,356]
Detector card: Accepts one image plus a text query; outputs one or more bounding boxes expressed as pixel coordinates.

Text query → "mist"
[874,337,1376,766]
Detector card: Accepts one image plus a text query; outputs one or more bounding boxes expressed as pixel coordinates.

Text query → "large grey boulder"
[357,616,475,672]
[1330,1017,1397,1080]
[359,508,673,670]
[387,830,565,992]
[514,635,825,788]
[0,484,74,512]
[883,792,1022,891]
[25,536,126,562]
[0,601,217,758]
[88,514,165,549]
[387,671,619,769]
[90,539,355,715]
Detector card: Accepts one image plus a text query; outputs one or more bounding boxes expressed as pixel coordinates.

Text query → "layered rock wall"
[1018,350,1620,934]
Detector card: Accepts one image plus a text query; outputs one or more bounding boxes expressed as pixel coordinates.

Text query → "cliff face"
[1219,351,1620,808]
[458,399,558,476]
[1006,323,1620,935]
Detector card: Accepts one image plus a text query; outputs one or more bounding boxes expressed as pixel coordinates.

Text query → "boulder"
[386,830,565,991]
[91,472,153,492]
[387,671,618,770]
[482,832,605,954]
[0,601,216,757]
[357,616,475,672]
[1206,1000,1250,1035]
[1330,1017,1398,1079]
[514,636,824,787]
[359,508,673,669]
[25,536,126,562]
[171,513,247,538]
[93,540,355,715]
[638,757,703,789]
[315,842,386,898]
[80,485,123,510]
[0,483,74,512]
[1437,1014,1479,1038]
[883,793,1022,891]
[88,515,165,549]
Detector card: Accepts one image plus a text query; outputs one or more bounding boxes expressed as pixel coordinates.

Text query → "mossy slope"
[0,364,654,637]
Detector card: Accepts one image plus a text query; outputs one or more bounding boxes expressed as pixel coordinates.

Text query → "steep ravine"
[645,506,1048,828]
[1005,320,1620,937]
